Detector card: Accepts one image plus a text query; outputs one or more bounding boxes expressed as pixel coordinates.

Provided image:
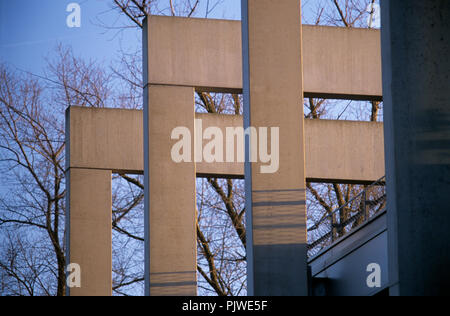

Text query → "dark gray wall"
[381,0,450,296]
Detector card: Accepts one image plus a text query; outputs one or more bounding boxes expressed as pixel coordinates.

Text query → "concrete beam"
[144,85,197,296]
[66,168,112,296]
[66,106,143,173]
[195,113,245,178]
[196,116,385,183]
[66,107,384,183]
[302,26,382,100]
[145,16,242,93]
[144,16,382,99]
[381,0,450,296]
[242,0,308,296]
[305,119,385,184]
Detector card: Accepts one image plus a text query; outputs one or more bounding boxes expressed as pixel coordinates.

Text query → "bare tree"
[0,64,66,296]
[0,44,141,295]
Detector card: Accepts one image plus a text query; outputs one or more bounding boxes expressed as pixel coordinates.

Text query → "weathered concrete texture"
[242,0,308,296]
[145,15,382,99]
[195,113,246,178]
[305,119,385,184]
[66,106,143,173]
[381,0,450,295]
[146,16,242,93]
[66,168,112,296]
[67,107,384,183]
[144,85,197,296]
[302,25,382,100]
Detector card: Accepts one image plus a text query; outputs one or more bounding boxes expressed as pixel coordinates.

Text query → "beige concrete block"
[305,119,385,183]
[144,16,382,99]
[66,168,112,296]
[145,85,197,296]
[67,107,384,182]
[195,113,245,178]
[303,25,382,100]
[66,107,143,173]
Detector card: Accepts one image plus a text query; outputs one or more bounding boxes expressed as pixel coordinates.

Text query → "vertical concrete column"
[381,0,450,295]
[144,85,197,296]
[66,168,112,296]
[242,0,308,295]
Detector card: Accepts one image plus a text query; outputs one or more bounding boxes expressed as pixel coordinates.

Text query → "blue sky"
[0,0,242,199]
[1,0,124,74]
[0,0,241,76]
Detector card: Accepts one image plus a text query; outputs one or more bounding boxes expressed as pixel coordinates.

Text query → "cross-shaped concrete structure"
[65,0,385,296]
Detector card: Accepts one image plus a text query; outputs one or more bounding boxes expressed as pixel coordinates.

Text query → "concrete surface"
[195,113,246,178]
[66,168,112,296]
[144,85,197,296]
[145,16,242,93]
[242,0,308,296]
[381,0,450,296]
[144,16,382,99]
[66,3,386,297]
[67,107,384,183]
[305,119,385,184]
[66,106,143,173]
[302,25,382,100]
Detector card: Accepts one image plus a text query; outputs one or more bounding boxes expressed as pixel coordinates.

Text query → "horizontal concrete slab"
[66,107,384,183]
[144,16,382,100]
[305,119,385,184]
[303,26,382,100]
[66,106,144,174]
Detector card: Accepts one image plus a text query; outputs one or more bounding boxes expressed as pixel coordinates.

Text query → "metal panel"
[309,212,388,296]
